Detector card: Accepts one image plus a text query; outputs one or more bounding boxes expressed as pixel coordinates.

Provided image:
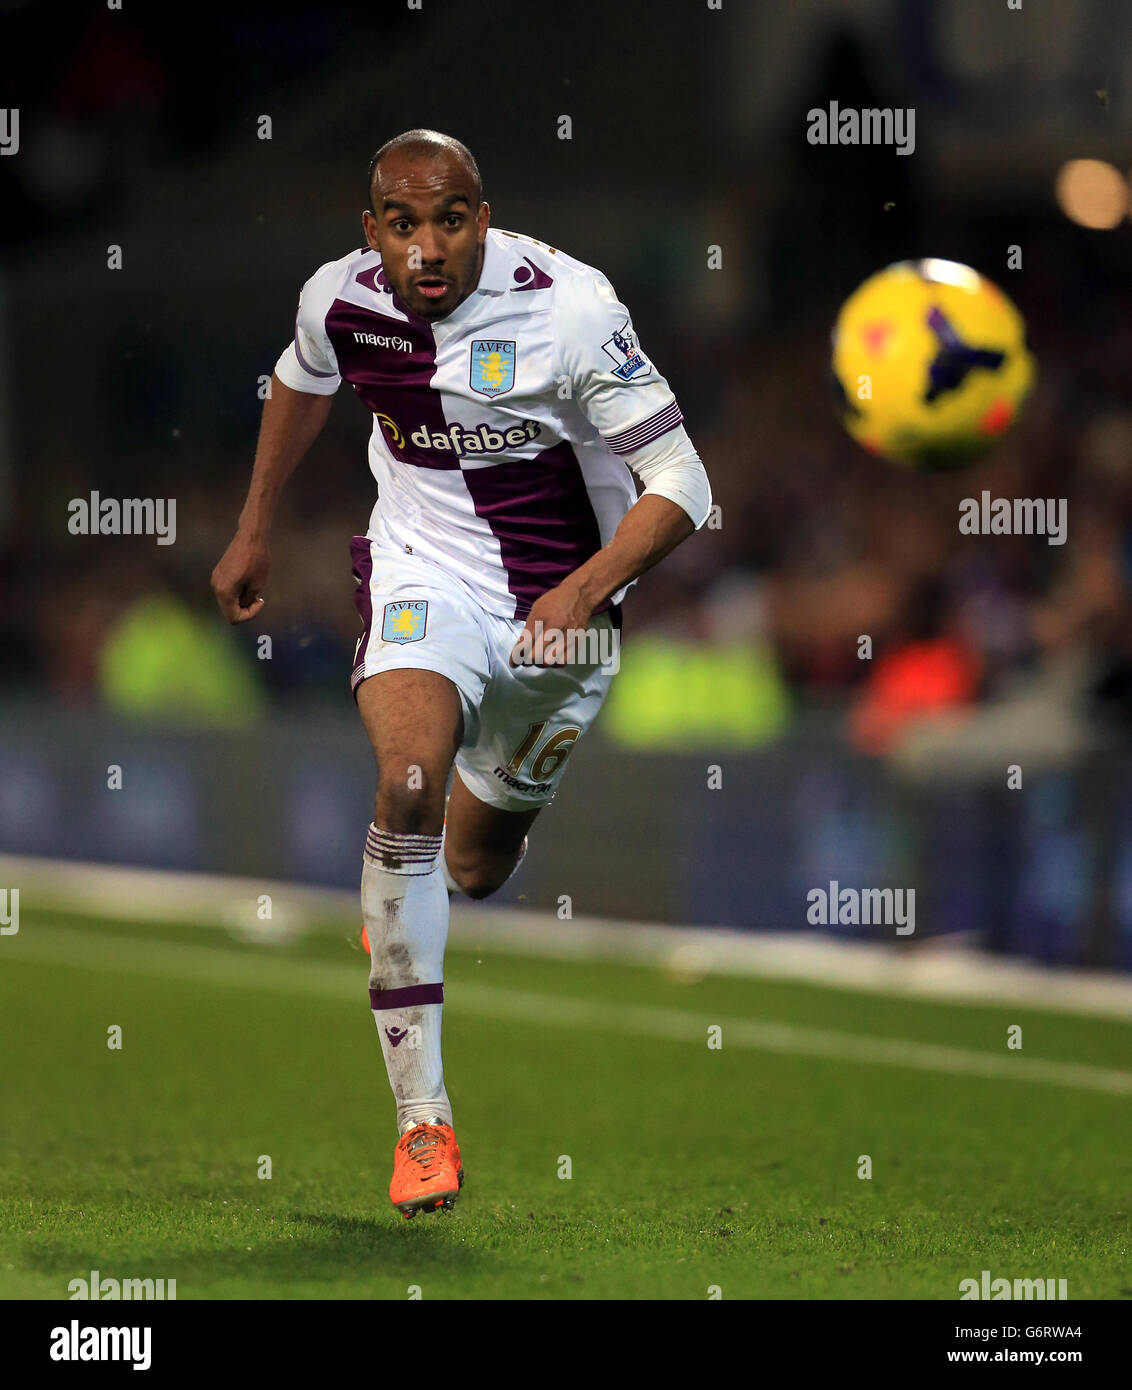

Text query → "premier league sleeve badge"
[601,320,651,380]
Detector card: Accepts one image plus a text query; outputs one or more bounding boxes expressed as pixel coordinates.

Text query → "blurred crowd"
[9,256,1132,763]
[4,3,1132,763]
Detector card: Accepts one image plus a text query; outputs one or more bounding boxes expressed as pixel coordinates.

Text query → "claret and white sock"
[362,823,453,1134]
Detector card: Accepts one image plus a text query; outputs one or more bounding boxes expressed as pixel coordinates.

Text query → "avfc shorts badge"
[470,340,516,396]
[381,600,428,643]
[602,320,650,380]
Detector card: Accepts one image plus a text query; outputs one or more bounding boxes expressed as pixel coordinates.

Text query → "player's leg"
[444,607,620,900]
[360,665,460,834]
[347,538,492,1217]
[356,668,465,1217]
[441,766,542,900]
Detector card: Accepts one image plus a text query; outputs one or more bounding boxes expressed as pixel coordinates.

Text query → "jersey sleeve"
[273,264,342,396]
[556,270,683,457]
[627,424,713,530]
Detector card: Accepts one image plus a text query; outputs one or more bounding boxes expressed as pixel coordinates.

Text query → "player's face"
[362,153,489,320]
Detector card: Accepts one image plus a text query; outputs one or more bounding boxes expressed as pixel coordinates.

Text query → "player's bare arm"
[210,375,333,623]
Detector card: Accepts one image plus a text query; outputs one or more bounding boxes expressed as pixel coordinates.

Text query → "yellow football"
[831,259,1035,470]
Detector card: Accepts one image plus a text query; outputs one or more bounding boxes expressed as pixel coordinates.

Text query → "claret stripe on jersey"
[462,441,605,617]
[327,301,455,470]
[349,535,375,692]
[604,400,684,455]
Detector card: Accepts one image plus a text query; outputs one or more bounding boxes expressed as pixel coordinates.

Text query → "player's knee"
[455,866,507,900]
[456,869,498,900]
[374,764,446,835]
[447,847,523,900]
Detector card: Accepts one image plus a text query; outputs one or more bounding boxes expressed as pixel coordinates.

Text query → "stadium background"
[3,0,1132,968]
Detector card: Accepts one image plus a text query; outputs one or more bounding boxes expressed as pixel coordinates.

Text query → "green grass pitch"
[2,907,1130,1300]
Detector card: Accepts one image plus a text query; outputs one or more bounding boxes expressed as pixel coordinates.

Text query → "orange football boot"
[390,1118,464,1219]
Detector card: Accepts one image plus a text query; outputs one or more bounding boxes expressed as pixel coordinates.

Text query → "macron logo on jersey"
[352,331,412,352]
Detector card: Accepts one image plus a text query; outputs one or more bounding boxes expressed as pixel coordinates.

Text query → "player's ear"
[362,210,380,251]
[478,200,491,238]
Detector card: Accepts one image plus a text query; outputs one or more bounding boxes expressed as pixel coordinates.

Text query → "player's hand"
[509,581,593,666]
[211,530,270,624]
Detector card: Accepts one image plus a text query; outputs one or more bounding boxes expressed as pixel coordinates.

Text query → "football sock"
[361,823,453,1134]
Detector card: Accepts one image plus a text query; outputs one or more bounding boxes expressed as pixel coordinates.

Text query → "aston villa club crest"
[601,320,650,380]
[470,339,516,396]
[381,600,428,644]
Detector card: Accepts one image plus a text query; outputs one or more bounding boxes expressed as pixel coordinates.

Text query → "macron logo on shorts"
[381,600,428,643]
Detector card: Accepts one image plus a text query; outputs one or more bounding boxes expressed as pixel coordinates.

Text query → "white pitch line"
[8,925,1132,1098]
[5,852,1132,1020]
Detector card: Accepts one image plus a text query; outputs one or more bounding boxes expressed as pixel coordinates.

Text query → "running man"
[211,129,711,1218]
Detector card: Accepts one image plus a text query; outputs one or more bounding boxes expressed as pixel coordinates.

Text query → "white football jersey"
[274,227,700,620]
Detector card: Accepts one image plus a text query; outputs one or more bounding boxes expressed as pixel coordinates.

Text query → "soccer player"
[211,129,712,1219]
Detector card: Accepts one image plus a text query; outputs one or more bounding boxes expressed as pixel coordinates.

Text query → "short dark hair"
[367,129,482,211]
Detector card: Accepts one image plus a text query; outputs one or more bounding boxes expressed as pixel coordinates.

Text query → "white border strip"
[9,925,1132,1097]
[3,853,1132,1021]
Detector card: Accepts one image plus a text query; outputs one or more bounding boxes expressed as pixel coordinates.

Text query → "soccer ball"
[831,258,1034,470]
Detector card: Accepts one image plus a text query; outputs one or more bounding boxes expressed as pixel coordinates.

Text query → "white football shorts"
[349,536,618,811]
